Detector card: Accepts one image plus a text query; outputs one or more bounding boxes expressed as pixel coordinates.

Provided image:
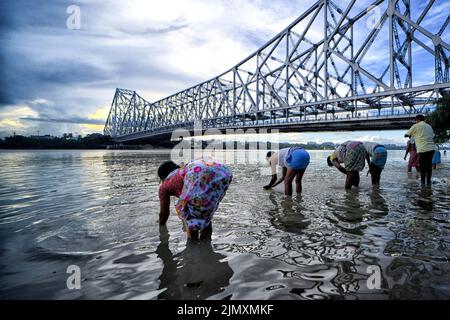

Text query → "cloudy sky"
[0,0,448,144]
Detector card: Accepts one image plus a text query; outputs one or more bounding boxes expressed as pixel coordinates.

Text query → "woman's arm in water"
[333,159,347,175]
[365,153,372,175]
[263,174,278,189]
[159,195,171,225]
[365,153,371,167]
[271,167,287,188]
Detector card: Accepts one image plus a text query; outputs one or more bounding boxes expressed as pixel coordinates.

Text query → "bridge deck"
[115,114,416,144]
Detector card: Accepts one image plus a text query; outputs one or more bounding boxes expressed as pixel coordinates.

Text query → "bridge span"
[104,0,450,144]
[114,113,418,144]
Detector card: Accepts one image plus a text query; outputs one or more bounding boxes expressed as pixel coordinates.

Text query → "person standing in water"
[327,141,366,190]
[158,159,232,240]
[264,147,310,195]
[363,142,388,185]
[432,145,441,170]
[404,137,420,173]
[404,115,436,185]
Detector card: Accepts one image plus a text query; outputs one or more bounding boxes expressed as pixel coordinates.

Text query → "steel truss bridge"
[104,0,450,143]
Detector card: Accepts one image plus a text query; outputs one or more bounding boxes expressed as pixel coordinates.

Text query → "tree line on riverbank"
[0,133,114,149]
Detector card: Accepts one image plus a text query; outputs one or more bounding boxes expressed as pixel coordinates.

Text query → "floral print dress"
[159,159,233,233]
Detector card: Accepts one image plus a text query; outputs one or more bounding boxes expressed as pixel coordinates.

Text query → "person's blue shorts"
[371,146,387,168]
[285,147,310,170]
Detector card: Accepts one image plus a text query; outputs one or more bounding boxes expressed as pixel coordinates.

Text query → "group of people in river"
[405,138,442,173]
[157,114,442,240]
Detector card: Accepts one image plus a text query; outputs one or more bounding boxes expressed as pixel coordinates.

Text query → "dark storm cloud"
[0,0,67,30]
[0,0,99,107]
[20,115,104,125]
[0,0,201,112]
[33,60,111,85]
[0,48,112,108]
[0,0,262,120]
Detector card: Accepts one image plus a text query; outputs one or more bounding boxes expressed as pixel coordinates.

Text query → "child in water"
[158,159,232,240]
[404,137,420,173]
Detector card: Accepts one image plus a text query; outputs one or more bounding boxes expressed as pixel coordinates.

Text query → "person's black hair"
[415,114,425,121]
[327,156,333,167]
[266,151,275,158]
[158,161,180,180]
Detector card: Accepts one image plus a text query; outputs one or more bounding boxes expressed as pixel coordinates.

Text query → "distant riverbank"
[2,134,448,151]
[0,133,113,149]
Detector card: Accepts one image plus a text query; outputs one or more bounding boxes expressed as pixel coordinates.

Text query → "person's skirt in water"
[175,159,232,234]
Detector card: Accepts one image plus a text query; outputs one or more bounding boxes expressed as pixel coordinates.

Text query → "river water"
[0,149,449,300]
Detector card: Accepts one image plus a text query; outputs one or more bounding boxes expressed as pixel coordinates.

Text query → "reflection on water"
[267,194,310,234]
[417,187,434,211]
[368,189,389,216]
[0,149,449,299]
[156,225,233,300]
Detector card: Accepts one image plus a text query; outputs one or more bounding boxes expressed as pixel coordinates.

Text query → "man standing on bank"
[404,115,436,185]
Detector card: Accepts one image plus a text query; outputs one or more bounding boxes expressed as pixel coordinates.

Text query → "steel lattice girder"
[104,0,450,139]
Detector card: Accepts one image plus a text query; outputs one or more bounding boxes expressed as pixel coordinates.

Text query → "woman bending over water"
[158,159,232,240]
[327,141,366,190]
[264,147,310,195]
